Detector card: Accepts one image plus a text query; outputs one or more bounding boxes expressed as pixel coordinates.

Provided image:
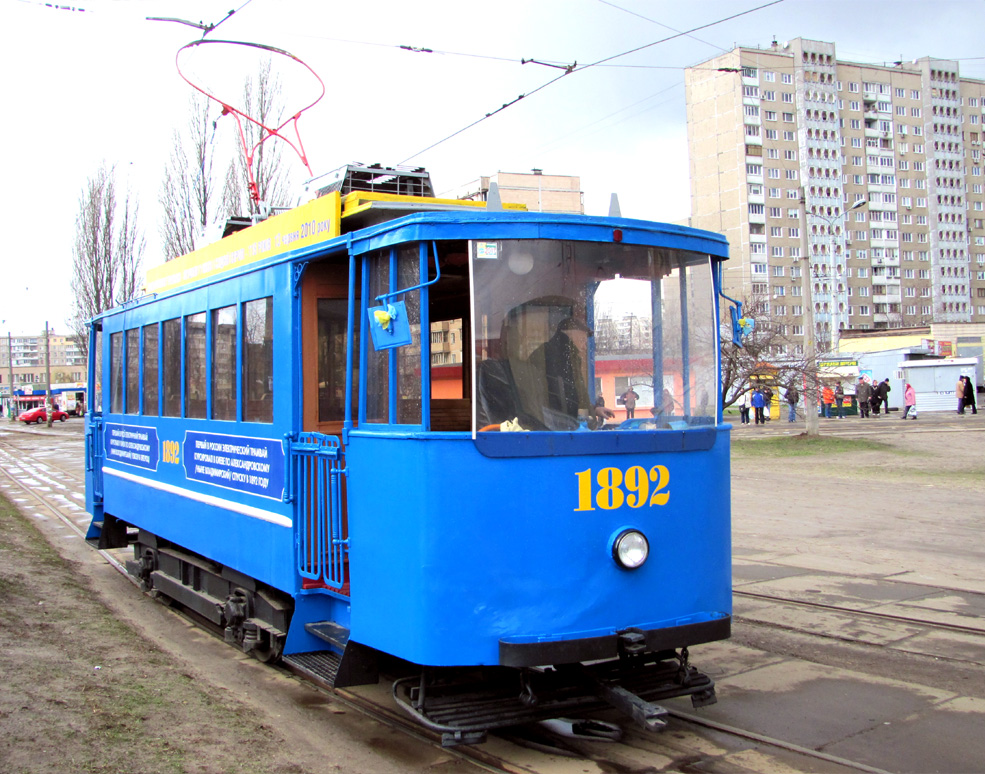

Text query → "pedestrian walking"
[751,386,766,425]
[876,378,892,416]
[821,384,834,419]
[856,377,872,419]
[963,376,977,415]
[902,383,917,419]
[786,384,799,423]
[957,376,966,414]
[762,385,773,422]
[738,389,751,425]
[834,384,845,419]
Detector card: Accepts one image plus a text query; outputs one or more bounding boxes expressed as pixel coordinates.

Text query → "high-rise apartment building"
[686,38,985,354]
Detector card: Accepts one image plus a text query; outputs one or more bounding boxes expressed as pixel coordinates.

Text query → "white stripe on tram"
[103,467,293,528]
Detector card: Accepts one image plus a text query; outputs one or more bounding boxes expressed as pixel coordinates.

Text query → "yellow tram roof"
[145,191,526,295]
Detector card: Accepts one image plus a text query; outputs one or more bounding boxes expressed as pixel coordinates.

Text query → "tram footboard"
[392,651,716,747]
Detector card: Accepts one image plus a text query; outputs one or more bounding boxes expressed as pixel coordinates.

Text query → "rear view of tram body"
[85,166,732,744]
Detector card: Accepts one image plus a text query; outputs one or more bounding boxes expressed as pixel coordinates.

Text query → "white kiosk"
[898,357,978,413]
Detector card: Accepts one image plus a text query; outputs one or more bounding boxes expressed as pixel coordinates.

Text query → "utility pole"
[6,332,14,422]
[45,322,53,428]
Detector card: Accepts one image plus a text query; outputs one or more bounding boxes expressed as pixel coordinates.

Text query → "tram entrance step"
[305,621,350,650]
[393,655,716,747]
[283,651,342,685]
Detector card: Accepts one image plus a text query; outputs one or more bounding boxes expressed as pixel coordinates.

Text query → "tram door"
[297,259,355,593]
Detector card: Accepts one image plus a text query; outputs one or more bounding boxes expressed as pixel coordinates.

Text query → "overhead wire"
[397,0,787,164]
[595,0,730,54]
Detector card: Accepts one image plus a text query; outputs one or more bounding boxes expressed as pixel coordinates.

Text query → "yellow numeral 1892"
[161,440,181,465]
[574,465,670,512]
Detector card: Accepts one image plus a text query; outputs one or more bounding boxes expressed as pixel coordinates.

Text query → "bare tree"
[69,164,145,362]
[160,94,240,261]
[719,294,813,409]
[235,57,293,217]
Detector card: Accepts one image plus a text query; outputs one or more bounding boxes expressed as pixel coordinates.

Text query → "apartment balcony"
[873,293,902,305]
[864,127,892,142]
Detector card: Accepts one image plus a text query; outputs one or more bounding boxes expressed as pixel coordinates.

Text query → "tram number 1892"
[574,465,670,511]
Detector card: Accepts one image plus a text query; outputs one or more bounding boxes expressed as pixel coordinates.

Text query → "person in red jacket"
[821,384,834,419]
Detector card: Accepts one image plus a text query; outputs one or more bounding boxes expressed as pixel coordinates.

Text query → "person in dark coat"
[963,376,978,415]
[876,378,891,415]
[856,377,872,419]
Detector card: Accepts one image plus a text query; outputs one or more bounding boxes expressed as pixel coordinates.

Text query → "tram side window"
[185,313,207,419]
[364,245,422,425]
[317,298,351,423]
[396,246,422,424]
[143,323,159,417]
[92,328,102,412]
[212,305,237,421]
[109,332,123,413]
[364,251,390,424]
[244,297,273,423]
[125,329,140,414]
[162,318,181,417]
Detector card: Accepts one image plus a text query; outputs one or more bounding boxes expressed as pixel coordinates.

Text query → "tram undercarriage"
[92,516,717,747]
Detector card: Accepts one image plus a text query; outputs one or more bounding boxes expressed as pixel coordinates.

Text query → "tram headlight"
[611,529,649,570]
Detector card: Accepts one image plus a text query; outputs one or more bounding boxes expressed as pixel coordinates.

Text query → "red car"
[17,407,69,424]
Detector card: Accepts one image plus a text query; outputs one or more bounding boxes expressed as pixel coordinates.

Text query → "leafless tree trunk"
[160,94,237,261]
[236,57,293,217]
[69,164,145,362]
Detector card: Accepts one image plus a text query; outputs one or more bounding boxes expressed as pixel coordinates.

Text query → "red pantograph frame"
[176,39,326,208]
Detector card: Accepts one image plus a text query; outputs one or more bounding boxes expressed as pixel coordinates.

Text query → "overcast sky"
[3,0,984,336]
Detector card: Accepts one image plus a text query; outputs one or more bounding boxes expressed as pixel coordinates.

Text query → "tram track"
[735,588,985,640]
[0,430,947,774]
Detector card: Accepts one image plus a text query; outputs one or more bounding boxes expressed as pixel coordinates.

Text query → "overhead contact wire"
[398,0,786,164]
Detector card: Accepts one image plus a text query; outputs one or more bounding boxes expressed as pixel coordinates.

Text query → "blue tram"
[84,165,732,745]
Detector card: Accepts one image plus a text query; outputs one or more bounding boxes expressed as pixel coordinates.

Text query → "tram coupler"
[594,681,668,731]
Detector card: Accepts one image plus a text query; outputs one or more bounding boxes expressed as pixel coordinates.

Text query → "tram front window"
[472,240,717,432]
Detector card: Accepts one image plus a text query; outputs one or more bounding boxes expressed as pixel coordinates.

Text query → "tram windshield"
[472,240,717,433]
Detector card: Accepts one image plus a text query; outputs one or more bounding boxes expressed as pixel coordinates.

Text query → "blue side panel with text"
[182,431,286,501]
[104,423,160,471]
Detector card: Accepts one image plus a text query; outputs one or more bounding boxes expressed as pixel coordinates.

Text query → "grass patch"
[732,434,898,458]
